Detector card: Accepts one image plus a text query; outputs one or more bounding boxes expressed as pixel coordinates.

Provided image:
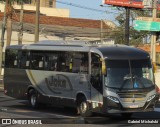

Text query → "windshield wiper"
[120,75,146,91]
[119,74,132,91]
[105,85,121,89]
[132,75,145,88]
[124,74,132,80]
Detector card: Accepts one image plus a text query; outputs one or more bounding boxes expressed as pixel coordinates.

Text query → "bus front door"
[90,53,103,112]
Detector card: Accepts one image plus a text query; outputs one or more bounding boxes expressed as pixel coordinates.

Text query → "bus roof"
[96,46,150,60]
[6,40,150,60]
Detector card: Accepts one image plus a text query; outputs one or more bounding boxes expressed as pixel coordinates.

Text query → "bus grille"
[117,93,146,102]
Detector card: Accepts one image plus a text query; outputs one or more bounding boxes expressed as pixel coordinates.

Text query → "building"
[0,11,115,47]
[0,0,115,47]
[0,0,69,17]
[138,44,160,66]
[30,0,56,8]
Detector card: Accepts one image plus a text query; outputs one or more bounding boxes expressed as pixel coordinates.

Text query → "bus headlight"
[147,95,155,102]
[107,96,119,103]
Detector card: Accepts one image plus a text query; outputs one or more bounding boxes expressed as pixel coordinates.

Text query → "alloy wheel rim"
[80,102,87,113]
[31,95,36,106]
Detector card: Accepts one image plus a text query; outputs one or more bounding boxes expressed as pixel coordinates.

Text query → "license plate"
[129,105,139,108]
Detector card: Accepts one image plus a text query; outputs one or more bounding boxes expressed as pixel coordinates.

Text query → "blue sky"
[56,0,118,22]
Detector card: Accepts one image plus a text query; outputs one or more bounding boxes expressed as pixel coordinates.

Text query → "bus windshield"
[105,59,154,89]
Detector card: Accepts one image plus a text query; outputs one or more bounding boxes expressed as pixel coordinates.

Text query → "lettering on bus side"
[45,74,73,94]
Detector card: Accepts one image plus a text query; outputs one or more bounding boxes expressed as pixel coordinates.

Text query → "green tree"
[0,0,24,78]
[109,9,150,45]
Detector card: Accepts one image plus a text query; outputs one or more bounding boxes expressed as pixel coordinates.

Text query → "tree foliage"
[0,0,24,4]
[109,8,151,46]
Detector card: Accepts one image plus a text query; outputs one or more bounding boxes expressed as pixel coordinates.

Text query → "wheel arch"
[76,92,88,104]
[27,86,35,98]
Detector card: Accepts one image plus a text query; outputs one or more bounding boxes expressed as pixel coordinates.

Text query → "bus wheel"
[77,97,92,117]
[121,113,133,118]
[28,89,39,108]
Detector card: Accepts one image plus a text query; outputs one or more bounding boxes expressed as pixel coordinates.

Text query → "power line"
[56,0,116,14]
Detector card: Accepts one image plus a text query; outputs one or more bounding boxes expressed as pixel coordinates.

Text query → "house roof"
[0,12,113,39]
[138,44,160,53]
[0,12,110,29]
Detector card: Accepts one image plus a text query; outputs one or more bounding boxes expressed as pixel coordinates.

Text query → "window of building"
[49,0,53,7]
[17,0,32,5]
[24,0,32,4]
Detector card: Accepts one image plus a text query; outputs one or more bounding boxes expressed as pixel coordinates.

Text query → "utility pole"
[100,19,103,43]
[0,1,7,76]
[35,0,40,43]
[151,0,157,67]
[18,1,24,45]
[6,0,12,47]
[125,7,130,45]
[1,1,7,47]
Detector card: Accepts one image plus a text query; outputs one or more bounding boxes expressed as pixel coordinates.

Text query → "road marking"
[154,108,160,112]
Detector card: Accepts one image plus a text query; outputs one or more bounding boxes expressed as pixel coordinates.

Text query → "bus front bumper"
[103,95,159,114]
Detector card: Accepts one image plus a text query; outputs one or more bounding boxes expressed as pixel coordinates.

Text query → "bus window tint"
[80,53,88,73]
[105,59,154,89]
[5,50,89,73]
[57,52,66,72]
[106,60,130,89]
[46,53,58,71]
[19,51,30,69]
[65,52,72,72]
[45,52,73,72]
[5,49,18,68]
[30,52,45,70]
[72,52,88,73]
[130,59,154,86]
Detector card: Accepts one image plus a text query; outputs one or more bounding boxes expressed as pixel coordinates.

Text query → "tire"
[121,113,133,118]
[77,96,92,117]
[28,89,39,108]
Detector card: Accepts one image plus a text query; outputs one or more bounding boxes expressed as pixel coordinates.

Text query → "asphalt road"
[0,91,160,127]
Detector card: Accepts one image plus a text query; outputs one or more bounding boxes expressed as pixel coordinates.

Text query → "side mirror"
[101,58,106,75]
[152,62,157,73]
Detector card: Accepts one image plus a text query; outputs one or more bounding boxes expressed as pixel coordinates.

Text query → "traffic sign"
[136,17,160,22]
[134,20,160,31]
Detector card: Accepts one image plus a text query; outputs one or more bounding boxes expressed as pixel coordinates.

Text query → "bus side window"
[19,51,29,69]
[47,53,58,71]
[5,49,18,68]
[26,60,30,68]
[14,56,18,67]
[80,53,88,74]
[57,53,66,72]
[30,52,45,70]
[72,53,81,73]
